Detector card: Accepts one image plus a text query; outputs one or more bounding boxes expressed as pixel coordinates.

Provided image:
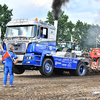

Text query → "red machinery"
[90,48,100,68]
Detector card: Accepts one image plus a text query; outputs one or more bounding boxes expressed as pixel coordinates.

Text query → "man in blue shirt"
[0,44,18,87]
[41,29,44,38]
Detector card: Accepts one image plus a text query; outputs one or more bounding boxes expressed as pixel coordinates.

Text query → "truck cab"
[2,19,56,74]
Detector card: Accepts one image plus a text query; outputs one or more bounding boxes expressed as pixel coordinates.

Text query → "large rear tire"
[39,58,54,76]
[74,62,87,76]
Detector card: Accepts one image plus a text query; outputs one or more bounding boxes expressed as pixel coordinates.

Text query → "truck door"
[36,26,48,53]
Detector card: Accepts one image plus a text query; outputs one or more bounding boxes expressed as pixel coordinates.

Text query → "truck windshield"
[5,25,37,37]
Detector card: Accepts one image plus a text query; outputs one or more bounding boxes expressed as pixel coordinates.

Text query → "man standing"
[0,44,18,87]
[41,28,44,38]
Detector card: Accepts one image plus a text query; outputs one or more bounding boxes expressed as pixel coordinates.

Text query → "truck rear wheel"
[75,62,87,76]
[39,58,54,76]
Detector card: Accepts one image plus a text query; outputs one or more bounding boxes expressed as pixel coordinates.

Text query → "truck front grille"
[7,43,26,53]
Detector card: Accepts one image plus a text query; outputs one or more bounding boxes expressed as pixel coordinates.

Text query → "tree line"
[0,4,13,40]
[0,4,100,51]
[45,11,100,51]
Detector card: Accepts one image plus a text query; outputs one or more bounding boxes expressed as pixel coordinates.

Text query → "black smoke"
[52,0,69,20]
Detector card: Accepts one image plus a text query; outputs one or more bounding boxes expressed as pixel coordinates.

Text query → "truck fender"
[40,54,54,67]
[79,58,90,65]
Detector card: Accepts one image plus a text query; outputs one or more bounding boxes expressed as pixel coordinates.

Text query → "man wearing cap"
[0,44,18,87]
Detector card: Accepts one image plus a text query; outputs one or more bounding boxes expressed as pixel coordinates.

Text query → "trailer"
[0,18,89,76]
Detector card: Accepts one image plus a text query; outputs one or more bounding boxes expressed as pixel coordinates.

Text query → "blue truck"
[1,18,89,76]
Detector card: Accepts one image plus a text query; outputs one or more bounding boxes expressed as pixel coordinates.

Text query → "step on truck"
[0,18,89,76]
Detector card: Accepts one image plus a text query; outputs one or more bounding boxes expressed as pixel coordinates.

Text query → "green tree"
[45,11,74,44]
[57,11,69,42]
[87,24,100,48]
[73,20,90,50]
[0,4,13,39]
[66,21,75,41]
[45,11,54,25]
[45,11,98,51]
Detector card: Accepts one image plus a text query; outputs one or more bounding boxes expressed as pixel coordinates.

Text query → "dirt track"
[0,71,100,100]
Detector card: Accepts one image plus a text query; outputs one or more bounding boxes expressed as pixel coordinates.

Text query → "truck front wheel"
[75,62,87,76]
[39,58,54,76]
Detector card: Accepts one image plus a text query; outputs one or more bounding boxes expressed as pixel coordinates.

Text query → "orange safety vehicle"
[90,48,100,68]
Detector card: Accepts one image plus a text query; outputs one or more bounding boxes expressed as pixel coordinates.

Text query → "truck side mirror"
[43,29,46,35]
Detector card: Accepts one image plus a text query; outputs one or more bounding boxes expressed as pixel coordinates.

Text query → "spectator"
[0,44,18,87]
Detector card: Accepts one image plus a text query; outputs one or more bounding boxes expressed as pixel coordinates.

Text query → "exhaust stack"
[52,0,70,37]
[54,20,58,37]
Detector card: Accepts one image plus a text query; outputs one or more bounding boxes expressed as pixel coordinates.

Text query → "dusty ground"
[0,70,100,100]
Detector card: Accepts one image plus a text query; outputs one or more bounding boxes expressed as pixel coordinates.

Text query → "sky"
[1,0,100,25]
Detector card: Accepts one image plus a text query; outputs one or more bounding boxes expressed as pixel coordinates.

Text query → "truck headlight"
[25,56,34,59]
